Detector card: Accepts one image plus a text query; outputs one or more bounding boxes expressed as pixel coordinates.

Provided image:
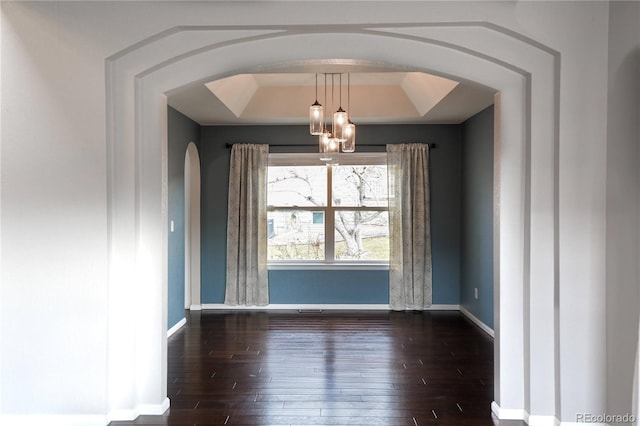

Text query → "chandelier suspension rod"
[324,73,328,133]
[339,74,343,108]
[330,74,335,132]
[347,73,350,112]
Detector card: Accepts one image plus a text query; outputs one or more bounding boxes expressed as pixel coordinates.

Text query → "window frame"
[267,152,389,269]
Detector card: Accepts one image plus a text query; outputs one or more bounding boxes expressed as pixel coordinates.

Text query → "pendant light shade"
[342,120,356,153]
[328,135,339,153]
[333,74,348,142]
[341,73,356,153]
[333,107,348,142]
[309,74,324,135]
[319,131,335,161]
[310,101,323,135]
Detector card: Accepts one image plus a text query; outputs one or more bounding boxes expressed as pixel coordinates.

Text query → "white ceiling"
[167,69,496,126]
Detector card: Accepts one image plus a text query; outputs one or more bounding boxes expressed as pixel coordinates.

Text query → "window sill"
[268,262,389,271]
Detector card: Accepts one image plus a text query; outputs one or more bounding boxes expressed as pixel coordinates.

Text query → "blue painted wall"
[460,106,494,328]
[167,107,201,329]
[199,124,461,305]
[268,270,389,304]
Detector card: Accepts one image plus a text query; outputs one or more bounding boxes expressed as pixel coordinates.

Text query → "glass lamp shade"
[342,121,356,152]
[319,132,332,161]
[309,101,324,135]
[327,135,339,153]
[333,108,348,142]
[319,131,340,161]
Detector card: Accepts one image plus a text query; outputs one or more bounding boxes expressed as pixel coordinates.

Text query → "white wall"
[0,1,112,418]
[551,3,610,421]
[606,1,640,422]
[0,1,631,425]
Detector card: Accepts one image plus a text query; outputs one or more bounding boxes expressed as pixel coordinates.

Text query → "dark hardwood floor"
[110,310,526,426]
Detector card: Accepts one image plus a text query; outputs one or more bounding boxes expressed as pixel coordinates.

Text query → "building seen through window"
[267,153,389,263]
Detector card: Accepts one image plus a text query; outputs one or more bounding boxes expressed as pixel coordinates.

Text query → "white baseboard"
[200,303,460,311]
[189,304,202,311]
[529,414,561,426]
[0,414,108,426]
[459,305,494,337]
[426,304,460,311]
[492,402,565,426]
[167,317,186,338]
[492,401,528,421]
[138,398,170,415]
[107,398,170,423]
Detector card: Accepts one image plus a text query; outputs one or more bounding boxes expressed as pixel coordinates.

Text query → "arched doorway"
[105,23,558,422]
[184,142,201,311]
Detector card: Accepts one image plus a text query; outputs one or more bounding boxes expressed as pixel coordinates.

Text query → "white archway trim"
[106,23,558,422]
[184,142,201,311]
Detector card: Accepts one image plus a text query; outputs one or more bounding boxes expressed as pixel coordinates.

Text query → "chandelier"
[309,73,356,159]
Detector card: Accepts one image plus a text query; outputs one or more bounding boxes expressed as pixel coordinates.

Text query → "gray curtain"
[225,144,269,306]
[387,143,433,310]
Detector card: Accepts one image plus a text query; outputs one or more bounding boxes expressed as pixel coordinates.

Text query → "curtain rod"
[224,143,436,149]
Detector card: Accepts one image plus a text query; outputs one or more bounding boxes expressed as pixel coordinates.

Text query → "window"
[267,153,389,266]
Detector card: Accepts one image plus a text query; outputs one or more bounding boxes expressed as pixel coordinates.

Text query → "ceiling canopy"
[168,70,495,126]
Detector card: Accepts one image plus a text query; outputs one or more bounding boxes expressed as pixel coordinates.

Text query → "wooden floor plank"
[108,310,525,426]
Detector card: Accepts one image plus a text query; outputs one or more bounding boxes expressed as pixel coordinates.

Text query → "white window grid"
[267,152,389,266]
